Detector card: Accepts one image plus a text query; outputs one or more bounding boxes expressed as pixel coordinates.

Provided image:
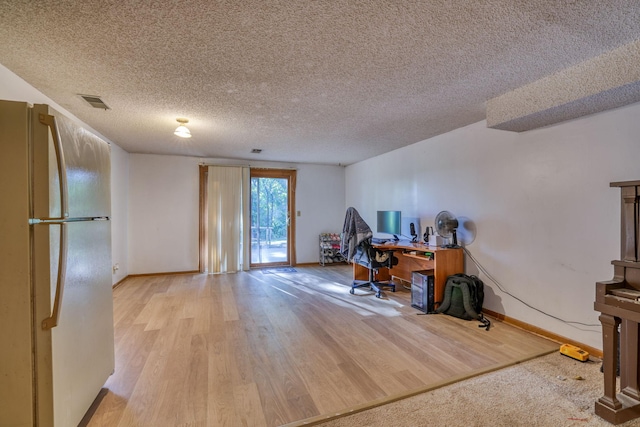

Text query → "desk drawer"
[391,255,434,284]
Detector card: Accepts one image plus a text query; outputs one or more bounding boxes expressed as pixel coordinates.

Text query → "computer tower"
[411,270,435,313]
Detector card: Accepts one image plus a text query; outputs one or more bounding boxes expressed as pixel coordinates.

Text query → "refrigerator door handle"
[39,112,69,219]
[42,222,68,330]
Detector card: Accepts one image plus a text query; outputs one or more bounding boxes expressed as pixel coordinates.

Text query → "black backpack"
[436,273,491,330]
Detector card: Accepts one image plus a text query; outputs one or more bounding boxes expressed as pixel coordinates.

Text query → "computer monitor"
[377,210,401,240]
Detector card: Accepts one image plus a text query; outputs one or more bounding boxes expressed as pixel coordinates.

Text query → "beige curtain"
[206,166,250,273]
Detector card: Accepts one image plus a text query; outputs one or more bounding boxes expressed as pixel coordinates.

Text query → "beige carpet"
[296,353,638,427]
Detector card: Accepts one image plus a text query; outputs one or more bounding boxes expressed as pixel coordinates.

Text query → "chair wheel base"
[350,280,395,298]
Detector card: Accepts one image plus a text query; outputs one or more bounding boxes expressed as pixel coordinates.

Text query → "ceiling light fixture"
[174,118,191,138]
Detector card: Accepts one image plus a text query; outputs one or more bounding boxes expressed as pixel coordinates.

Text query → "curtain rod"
[199,163,250,167]
[199,163,296,170]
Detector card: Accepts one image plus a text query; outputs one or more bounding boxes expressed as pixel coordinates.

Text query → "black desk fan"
[434,210,460,248]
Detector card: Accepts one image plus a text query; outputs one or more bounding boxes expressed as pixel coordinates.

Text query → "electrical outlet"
[112,263,119,274]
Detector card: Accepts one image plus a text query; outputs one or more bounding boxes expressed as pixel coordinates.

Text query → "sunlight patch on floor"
[268,271,405,318]
[269,284,300,298]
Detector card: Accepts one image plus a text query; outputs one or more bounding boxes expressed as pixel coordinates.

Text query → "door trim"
[249,168,296,268]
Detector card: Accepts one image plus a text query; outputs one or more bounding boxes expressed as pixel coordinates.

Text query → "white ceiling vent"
[79,94,110,110]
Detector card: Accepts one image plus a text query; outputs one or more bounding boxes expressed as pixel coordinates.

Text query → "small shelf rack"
[319,233,346,265]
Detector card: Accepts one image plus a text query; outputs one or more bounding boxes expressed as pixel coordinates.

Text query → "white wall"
[127,154,345,274]
[295,164,346,262]
[128,154,200,274]
[0,63,71,112]
[0,63,130,286]
[346,102,640,350]
[110,143,129,284]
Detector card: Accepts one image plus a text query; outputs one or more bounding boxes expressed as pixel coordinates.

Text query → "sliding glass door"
[250,169,296,268]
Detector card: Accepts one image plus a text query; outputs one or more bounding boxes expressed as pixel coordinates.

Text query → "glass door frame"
[249,168,296,268]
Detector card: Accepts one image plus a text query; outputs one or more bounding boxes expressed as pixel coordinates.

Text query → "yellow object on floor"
[559,344,589,362]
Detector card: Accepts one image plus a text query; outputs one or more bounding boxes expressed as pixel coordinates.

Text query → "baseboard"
[483,308,602,359]
[112,270,201,289]
[127,270,200,278]
[78,387,109,427]
[112,276,129,290]
[296,261,350,267]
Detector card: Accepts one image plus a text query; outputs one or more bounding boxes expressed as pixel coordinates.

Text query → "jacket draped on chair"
[341,207,397,298]
[341,207,372,261]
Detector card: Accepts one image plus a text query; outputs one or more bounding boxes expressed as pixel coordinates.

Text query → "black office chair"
[341,207,398,298]
[350,239,398,298]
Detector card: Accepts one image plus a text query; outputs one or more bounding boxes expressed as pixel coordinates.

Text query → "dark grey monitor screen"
[376,210,401,236]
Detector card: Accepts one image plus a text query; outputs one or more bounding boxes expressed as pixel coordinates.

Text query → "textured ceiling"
[1,1,640,165]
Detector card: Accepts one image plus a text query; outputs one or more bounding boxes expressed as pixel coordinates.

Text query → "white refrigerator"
[0,101,115,426]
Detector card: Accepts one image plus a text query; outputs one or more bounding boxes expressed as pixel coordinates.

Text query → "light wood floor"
[87,265,557,427]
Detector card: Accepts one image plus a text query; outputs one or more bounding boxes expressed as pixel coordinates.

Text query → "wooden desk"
[352,241,463,305]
